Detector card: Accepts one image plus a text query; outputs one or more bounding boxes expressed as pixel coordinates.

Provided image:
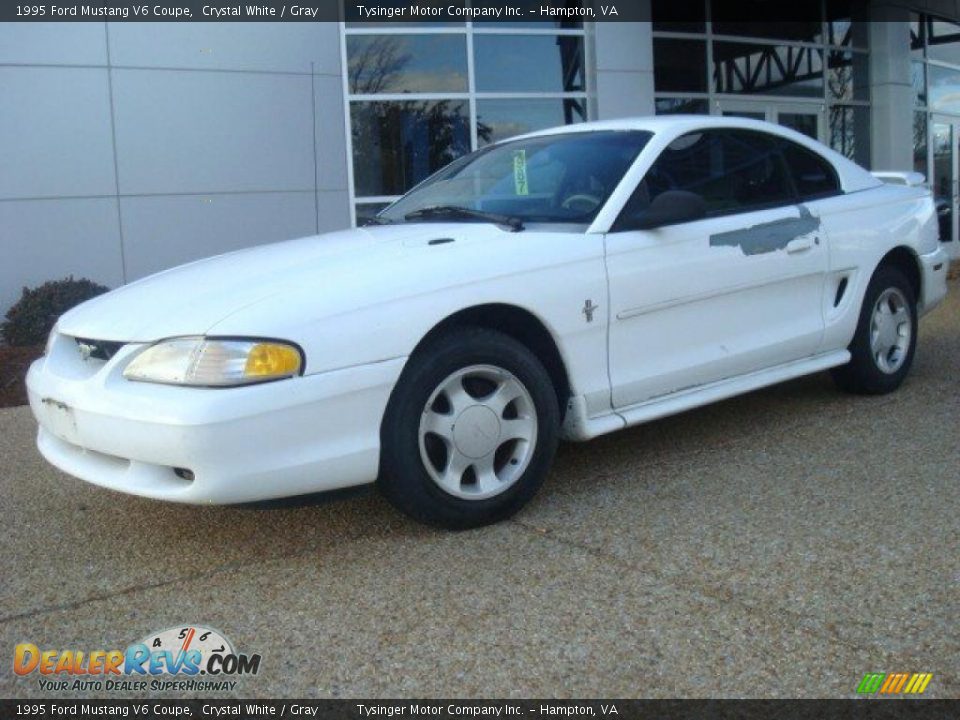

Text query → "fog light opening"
[173,467,195,482]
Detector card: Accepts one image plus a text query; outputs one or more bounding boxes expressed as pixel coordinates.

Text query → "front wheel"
[832,265,918,395]
[378,327,560,529]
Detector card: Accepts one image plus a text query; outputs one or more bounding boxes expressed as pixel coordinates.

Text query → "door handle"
[786,236,815,254]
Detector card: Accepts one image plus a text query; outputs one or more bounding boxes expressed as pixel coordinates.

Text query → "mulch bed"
[0,345,43,408]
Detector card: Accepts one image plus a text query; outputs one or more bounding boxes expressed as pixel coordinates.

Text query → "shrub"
[2,276,109,346]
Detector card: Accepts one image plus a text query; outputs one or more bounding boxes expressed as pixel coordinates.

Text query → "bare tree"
[348,36,489,196]
[348,36,412,95]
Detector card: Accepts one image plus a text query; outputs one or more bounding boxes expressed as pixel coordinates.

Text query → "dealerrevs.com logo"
[14,625,261,693]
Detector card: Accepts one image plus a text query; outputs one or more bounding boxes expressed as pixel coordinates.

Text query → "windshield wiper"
[404,205,524,232]
[360,215,393,226]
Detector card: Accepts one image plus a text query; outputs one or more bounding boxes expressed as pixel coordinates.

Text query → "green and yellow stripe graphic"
[857,672,933,695]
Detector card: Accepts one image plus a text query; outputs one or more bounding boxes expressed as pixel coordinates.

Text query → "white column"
[869,6,914,171]
[592,18,655,120]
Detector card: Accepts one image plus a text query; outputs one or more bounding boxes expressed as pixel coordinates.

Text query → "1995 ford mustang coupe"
[28,116,950,528]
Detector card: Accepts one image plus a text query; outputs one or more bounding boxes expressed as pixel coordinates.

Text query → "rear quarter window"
[779,141,841,200]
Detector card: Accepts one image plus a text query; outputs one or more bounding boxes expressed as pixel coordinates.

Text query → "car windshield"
[378,130,652,227]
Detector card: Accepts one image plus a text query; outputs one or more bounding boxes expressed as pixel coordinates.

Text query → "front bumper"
[26,333,405,504]
[919,245,950,316]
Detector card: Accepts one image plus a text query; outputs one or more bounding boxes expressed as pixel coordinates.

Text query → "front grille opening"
[173,467,195,482]
[74,337,125,362]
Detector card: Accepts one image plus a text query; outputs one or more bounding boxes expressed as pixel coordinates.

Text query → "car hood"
[56,223,502,342]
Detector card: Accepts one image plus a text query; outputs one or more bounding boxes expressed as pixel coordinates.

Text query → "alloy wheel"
[418,364,538,500]
[869,287,913,374]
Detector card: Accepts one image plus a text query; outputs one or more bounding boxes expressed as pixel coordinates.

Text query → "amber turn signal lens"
[244,343,302,378]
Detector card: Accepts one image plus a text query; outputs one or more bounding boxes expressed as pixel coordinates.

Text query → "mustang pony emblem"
[582,299,598,322]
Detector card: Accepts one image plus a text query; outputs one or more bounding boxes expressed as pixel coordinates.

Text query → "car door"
[605,128,829,409]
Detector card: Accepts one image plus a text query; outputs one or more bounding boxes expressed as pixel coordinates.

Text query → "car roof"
[517,114,831,145]
[518,114,738,137]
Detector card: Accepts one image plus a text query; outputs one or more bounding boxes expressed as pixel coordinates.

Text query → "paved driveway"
[2,281,957,699]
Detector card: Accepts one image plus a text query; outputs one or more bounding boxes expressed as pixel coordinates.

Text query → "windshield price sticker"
[513,150,529,196]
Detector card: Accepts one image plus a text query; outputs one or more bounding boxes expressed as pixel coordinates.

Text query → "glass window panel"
[910,13,925,58]
[931,122,953,240]
[655,97,709,115]
[651,0,705,32]
[779,113,818,141]
[351,100,470,197]
[927,19,960,65]
[347,35,467,94]
[653,39,707,93]
[829,105,870,168]
[381,131,651,225]
[356,202,391,225]
[712,21,826,44]
[476,98,586,146]
[712,1,823,43]
[913,61,927,107]
[827,20,851,47]
[474,35,584,92]
[846,16,870,49]
[779,140,839,198]
[635,129,795,216]
[712,42,824,98]
[827,50,869,102]
[826,1,870,48]
[914,112,928,179]
[928,64,960,114]
[474,0,584,28]
[723,110,765,121]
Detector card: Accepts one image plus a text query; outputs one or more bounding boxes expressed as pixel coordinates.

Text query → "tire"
[378,327,560,529]
[831,265,918,395]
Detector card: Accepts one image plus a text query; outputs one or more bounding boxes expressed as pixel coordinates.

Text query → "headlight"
[123,337,303,387]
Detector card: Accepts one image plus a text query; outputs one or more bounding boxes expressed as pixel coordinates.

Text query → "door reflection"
[932,122,955,242]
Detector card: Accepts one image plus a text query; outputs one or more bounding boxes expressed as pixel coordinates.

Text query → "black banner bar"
[0,1,840,23]
[2,700,959,720]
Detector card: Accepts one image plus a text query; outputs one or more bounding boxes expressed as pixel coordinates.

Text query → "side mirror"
[619,190,707,231]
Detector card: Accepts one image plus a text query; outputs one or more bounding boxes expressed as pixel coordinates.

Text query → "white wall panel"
[313,75,350,192]
[0,22,107,66]
[0,67,116,200]
[119,191,317,279]
[316,190,352,232]
[595,71,654,120]
[111,69,316,195]
[0,198,124,313]
[595,22,653,73]
[107,22,341,75]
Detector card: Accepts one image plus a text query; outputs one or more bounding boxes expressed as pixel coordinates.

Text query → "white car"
[27,116,950,528]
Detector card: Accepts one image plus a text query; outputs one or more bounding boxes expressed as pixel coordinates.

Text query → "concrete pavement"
[2,281,957,699]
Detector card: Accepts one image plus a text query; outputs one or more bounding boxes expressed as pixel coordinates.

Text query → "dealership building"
[2,1,959,315]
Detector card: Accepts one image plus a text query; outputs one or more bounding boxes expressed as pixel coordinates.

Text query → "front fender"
[207,233,611,416]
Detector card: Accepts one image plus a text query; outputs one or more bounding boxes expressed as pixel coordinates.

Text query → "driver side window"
[621,129,796,222]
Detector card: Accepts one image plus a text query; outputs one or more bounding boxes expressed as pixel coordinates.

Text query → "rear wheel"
[379,327,559,529]
[832,265,917,395]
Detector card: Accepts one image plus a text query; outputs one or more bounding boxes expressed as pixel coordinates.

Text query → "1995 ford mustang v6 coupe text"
[27,116,950,528]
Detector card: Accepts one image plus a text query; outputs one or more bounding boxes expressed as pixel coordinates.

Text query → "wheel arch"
[876,246,922,302]
[408,303,573,418]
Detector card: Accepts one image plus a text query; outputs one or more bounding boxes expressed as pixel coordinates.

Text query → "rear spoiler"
[871,171,927,187]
